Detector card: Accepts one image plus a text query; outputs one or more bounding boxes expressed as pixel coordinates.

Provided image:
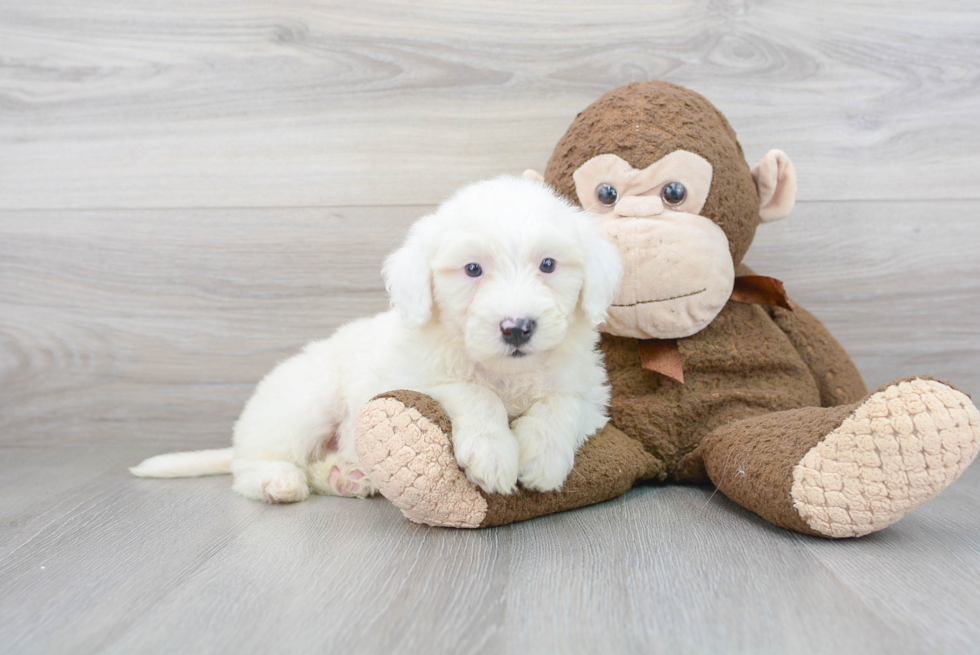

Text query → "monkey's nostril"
[500,318,536,346]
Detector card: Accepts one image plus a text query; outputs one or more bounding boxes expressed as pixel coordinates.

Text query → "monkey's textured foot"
[791,378,979,538]
[700,377,980,538]
[356,391,489,528]
[356,390,664,528]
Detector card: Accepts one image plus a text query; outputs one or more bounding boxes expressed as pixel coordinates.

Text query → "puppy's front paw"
[513,417,575,492]
[453,427,519,495]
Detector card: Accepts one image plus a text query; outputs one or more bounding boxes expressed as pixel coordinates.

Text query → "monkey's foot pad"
[356,390,660,528]
[356,391,489,528]
[792,378,980,538]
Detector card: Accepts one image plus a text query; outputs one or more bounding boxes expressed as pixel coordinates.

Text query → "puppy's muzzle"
[500,318,536,347]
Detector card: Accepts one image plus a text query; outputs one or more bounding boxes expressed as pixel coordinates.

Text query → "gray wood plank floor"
[2,446,979,655]
[2,1,979,653]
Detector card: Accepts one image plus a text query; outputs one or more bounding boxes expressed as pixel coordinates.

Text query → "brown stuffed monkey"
[355,81,980,537]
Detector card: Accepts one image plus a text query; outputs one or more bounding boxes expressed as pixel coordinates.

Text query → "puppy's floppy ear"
[578,215,623,325]
[383,217,435,326]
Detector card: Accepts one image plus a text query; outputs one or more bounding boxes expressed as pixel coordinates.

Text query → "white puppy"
[131,176,623,503]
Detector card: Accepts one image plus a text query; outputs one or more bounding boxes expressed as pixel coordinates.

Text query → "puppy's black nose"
[500,318,536,346]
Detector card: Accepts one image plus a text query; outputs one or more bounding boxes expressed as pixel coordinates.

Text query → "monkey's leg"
[355,390,663,528]
[682,378,980,537]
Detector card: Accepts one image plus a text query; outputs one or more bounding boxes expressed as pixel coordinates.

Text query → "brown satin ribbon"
[638,275,793,383]
[729,275,794,311]
[638,339,684,383]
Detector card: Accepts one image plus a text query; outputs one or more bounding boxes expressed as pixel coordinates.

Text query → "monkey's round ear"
[522,169,545,182]
[751,149,797,223]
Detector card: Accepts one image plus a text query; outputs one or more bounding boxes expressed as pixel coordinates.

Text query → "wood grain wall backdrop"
[1,0,978,446]
[2,0,979,208]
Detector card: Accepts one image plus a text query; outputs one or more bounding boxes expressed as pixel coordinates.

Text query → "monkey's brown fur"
[545,82,867,484]
[357,82,980,537]
[546,81,760,265]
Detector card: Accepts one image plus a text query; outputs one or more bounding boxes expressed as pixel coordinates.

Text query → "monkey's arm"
[735,263,866,406]
[767,301,867,407]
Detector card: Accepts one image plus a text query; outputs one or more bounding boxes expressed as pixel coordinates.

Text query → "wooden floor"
[2,446,980,655]
[2,1,979,653]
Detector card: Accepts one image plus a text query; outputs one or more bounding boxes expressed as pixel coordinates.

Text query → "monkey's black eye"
[661,182,687,206]
[539,258,556,273]
[465,263,483,277]
[596,183,619,206]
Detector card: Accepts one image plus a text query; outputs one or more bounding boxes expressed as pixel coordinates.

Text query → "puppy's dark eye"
[465,263,483,277]
[596,183,619,206]
[661,182,687,206]
[539,258,556,273]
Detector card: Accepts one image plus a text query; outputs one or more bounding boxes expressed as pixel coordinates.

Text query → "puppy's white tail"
[130,448,233,478]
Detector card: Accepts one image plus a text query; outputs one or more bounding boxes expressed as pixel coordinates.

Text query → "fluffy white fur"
[131,176,623,503]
